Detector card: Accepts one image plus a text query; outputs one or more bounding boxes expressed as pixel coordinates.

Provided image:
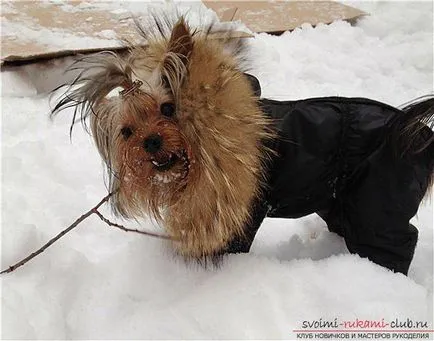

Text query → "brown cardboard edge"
[1,46,130,67]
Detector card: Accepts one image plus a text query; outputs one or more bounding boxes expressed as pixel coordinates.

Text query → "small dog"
[52,17,434,275]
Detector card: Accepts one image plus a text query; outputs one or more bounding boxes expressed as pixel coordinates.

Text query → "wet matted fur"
[51,17,273,261]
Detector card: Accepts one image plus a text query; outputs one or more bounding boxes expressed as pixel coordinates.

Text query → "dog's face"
[95,79,192,219]
[53,17,271,259]
[115,96,190,182]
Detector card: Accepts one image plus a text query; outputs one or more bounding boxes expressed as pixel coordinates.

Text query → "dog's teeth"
[152,160,160,166]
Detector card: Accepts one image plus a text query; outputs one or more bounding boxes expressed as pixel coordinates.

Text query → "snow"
[1,1,433,339]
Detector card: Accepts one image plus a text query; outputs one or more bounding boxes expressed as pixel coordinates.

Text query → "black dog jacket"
[226,94,434,275]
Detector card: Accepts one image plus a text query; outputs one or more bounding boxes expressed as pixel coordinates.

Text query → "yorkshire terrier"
[52,17,434,275]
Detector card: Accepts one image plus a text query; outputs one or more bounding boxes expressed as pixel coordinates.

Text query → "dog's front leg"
[224,197,269,254]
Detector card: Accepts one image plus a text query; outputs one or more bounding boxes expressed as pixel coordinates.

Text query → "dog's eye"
[120,127,133,139]
[161,75,170,89]
[160,102,176,117]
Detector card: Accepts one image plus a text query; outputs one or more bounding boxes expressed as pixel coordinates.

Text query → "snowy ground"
[1,1,433,339]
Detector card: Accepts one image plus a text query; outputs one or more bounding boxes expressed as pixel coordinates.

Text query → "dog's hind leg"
[336,140,432,275]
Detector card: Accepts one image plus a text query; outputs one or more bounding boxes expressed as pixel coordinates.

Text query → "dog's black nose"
[143,134,162,154]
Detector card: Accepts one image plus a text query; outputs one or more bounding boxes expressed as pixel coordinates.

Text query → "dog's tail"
[389,95,434,191]
[389,95,434,156]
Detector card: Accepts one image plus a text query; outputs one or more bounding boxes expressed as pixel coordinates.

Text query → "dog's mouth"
[151,153,180,171]
[151,150,189,175]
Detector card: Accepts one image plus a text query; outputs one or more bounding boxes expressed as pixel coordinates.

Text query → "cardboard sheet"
[204,1,367,34]
[1,1,251,65]
[1,1,366,65]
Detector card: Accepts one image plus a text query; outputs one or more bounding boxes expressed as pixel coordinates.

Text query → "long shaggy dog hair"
[51,17,272,261]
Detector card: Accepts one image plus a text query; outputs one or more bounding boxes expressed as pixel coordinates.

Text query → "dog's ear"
[50,52,132,136]
[167,18,193,65]
[244,73,261,97]
[162,18,194,97]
